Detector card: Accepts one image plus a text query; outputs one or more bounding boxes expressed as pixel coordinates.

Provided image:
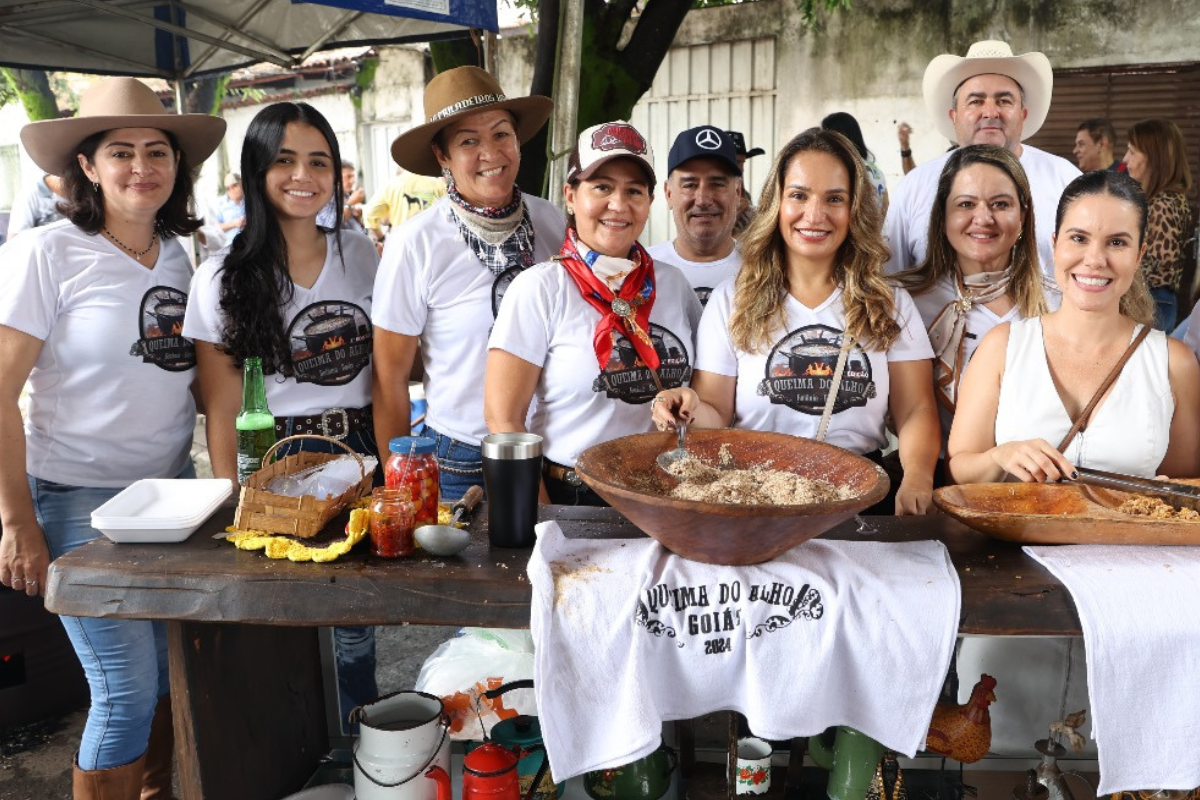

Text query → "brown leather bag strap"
[1056,324,1153,453]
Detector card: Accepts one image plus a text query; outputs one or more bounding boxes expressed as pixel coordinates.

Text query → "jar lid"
[389,436,436,455]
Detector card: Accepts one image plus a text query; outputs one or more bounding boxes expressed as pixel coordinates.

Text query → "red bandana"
[557,232,660,372]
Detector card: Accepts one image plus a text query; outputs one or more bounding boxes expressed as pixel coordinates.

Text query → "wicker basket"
[233,434,374,538]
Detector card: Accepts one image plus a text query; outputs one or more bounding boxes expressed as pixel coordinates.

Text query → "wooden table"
[45,507,1080,800]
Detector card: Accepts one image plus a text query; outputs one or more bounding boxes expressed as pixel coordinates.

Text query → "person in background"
[1074,118,1124,172]
[317,158,367,234]
[373,66,565,501]
[362,166,448,245]
[894,145,1054,462]
[646,125,743,306]
[727,130,766,236]
[822,111,888,213]
[183,102,380,736]
[486,121,702,505]
[214,171,246,233]
[884,40,1080,276]
[897,122,917,175]
[651,128,940,516]
[946,169,1200,758]
[1122,118,1194,331]
[6,173,66,238]
[0,76,224,798]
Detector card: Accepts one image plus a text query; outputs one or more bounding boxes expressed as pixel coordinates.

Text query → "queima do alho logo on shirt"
[286,301,372,386]
[131,286,196,372]
[757,324,876,415]
[591,323,692,404]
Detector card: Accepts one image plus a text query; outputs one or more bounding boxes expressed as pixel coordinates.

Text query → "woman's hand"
[895,474,934,516]
[0,522,50,597]
[989,439,1076,483]
[650,388,697,430]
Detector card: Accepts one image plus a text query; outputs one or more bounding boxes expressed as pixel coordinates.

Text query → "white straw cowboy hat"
[390,66,552,177]
[20,76,226,177]
[922,40,1053,143]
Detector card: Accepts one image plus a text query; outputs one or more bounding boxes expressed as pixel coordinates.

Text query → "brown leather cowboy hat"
[390,66,552,177]
[20,77,226,177]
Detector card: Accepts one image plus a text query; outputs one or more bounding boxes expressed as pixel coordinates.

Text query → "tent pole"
[548,0,583,213]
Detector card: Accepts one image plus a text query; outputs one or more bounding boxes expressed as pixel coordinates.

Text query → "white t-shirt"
[695,281,934,454]
[489,260,703,467]
[883,145,1080,277]
[183,231,378,417]
[645,240,742,307]
[0,220,196,487]
[372,196,566,446]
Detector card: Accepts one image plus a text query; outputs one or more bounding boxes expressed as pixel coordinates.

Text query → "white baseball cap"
[566,121,656,186]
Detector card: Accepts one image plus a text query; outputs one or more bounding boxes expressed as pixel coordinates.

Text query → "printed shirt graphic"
[694,283,933,455]
[645,241,742,308]
[489,259,703,467]
[132,286,196,371]
[286,301,371,386]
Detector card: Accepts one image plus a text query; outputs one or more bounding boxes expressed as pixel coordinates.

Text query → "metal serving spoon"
[656,420,690,473]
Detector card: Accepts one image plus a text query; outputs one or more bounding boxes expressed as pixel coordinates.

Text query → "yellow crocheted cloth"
[224,502,455,562]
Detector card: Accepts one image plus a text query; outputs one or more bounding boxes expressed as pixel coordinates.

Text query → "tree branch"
[617,0,694,87]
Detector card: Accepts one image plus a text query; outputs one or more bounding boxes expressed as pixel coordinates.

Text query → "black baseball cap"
[667,126,741,176]
[727,130,766,159]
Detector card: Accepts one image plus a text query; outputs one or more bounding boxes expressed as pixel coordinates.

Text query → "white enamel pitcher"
[350,690,451,800]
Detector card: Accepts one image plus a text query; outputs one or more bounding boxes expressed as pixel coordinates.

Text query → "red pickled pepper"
[384,436,440,528]
[368,488,415,557]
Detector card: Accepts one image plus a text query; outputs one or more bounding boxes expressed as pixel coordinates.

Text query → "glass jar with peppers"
[385,436,440,529]
[368,488,416,558]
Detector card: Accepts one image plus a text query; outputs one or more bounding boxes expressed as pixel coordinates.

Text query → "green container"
[488,715,562,800]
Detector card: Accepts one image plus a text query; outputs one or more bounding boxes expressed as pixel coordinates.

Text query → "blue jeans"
[273,426,379,733]
[427,425,484,502]
[28,463,194,770]
[1151,286,1178,332]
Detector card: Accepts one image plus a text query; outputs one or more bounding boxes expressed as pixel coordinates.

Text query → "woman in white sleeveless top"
[945,170,1200,757]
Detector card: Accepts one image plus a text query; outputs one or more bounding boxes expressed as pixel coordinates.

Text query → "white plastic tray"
[91,479,232,543]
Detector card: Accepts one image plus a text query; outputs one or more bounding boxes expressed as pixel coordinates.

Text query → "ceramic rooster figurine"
[925,674,997,763]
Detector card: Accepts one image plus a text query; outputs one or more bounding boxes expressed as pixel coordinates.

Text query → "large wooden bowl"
[573,430,889,565]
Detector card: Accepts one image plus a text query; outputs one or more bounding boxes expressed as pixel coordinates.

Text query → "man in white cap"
[883,40,1080,275]
[647,125,743,306]
[214,171,246,233]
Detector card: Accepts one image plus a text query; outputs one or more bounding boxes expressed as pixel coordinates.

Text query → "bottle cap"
[389,436,436,455]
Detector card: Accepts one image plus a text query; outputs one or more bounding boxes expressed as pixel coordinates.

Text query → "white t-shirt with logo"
[695,281,934,455]
[372,196,567,446]
[184,231,378,417]
[0,220,196,487]
[645,240,742,307]
[489,260,704,467]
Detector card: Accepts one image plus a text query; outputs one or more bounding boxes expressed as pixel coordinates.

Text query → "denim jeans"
[275,427,379,733]
[426,425,484,502]
[28,462,195,770]
[1151,286,1178,332]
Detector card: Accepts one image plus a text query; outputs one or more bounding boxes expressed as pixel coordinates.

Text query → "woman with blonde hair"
[652,127,939,515]
[895,144,1055,456]
[1122,118,1193,331]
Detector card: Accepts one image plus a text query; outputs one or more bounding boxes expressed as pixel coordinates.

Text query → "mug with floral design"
[735,736,772,795]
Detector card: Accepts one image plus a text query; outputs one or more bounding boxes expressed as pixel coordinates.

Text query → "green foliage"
[351,57,379,109]
[212,74,234,115]
[0,68,60,121]
[0,76,15,109]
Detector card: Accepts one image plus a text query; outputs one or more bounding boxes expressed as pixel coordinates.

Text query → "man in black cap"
[726,130,766,236]
[647,125,744,306]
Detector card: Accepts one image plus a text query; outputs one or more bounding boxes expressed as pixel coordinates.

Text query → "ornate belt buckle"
[564,469,583,487]
[320,408,350,440]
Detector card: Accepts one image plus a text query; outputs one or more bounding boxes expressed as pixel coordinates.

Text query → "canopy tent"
[0,0,496,79]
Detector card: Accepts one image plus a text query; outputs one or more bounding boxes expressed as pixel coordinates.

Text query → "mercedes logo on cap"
[694,128,722,150]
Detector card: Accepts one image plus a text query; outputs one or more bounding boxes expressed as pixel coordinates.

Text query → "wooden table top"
[45,506,1081,636]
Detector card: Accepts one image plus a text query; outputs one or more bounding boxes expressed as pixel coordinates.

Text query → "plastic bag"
[265,454,377,498]
[415,628,536,741]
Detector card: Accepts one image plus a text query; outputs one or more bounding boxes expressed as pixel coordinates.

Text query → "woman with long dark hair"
[183,101,380,733]
[651,128,940,515]
[0,76,224,797]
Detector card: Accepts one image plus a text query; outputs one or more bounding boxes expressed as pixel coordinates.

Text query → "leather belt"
[275,406,372,442]
[543,461,584,488]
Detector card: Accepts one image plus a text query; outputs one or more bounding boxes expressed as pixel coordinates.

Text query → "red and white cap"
[567,121,657,185]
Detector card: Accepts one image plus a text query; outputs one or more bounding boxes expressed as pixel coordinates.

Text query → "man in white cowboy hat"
[883,40,1080,276]
[647,125,743,306]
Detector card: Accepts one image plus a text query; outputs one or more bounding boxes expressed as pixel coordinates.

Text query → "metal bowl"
[574,430,889,565]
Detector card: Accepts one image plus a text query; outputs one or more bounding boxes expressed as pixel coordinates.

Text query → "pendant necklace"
[104,228,157,260]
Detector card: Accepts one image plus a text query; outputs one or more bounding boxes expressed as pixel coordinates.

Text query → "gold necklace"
[104,227,157,259]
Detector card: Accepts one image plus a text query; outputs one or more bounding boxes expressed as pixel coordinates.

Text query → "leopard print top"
[1141,190,1193,290]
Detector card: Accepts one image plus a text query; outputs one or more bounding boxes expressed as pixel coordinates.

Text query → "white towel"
[1025,545,1200,794]
[529,521,961,783]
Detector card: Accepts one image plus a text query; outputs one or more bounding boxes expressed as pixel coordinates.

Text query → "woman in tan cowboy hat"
[0,76,223,799]
[372,66,566,500]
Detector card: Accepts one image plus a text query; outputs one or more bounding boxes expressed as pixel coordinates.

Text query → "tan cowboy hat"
[20,77,226,177]
[922,40,1053,143]
[390,66,552,177]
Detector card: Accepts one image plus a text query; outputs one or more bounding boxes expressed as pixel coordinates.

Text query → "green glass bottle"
[236,357,276,485]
